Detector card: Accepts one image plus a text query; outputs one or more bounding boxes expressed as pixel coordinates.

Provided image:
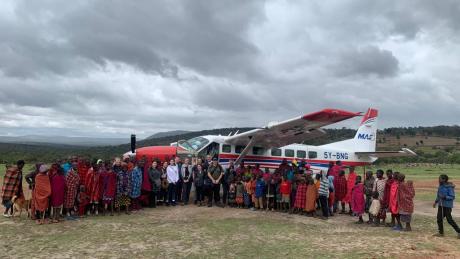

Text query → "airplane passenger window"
[308,151,317,159]
[297,150,306,158]
[222,144,232,153]
[235,145,246,154]
[252,147,265,155]
[271,148,281,156]
[285,149,294,157]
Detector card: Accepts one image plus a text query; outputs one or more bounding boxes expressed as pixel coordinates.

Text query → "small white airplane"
[131,108,416,171]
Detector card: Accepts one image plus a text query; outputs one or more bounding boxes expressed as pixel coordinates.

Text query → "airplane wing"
[355,148,417,158]
[226,108,361,148]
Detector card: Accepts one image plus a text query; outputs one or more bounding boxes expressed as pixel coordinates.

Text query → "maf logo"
[357,133,375,140]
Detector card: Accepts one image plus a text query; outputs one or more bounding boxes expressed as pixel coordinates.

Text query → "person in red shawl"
[101,160,117,216]
[64,163,80,219]
[1,160,25,217]
[33,165,52,225]
[335,171,348,214]
[389,172,402,230]
[343,166,357,214]
[77,159,89,187]
[351,175,365,224]
[49,164,65,223]
[398,174,415,231]
[381,170,394,226]
[85,160,102,216]
[328,161,342,213]
[293,177,307,212]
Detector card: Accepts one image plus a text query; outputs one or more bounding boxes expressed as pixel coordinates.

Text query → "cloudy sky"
[1,0,459,138]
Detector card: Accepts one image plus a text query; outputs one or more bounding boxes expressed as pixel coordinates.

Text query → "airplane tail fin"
[352,108,378,152]
[319,108,378,152]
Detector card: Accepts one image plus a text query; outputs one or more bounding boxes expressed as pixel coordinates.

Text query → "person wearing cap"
[33,165,52,224]
[207,157,224,207]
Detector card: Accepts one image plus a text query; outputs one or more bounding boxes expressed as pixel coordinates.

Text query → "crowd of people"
[1,156,459,238]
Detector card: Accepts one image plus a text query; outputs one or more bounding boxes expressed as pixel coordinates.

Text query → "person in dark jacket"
[222,160,235,207]
[148,161,162,208]
[193,164,205,206]
[433,174,460,238]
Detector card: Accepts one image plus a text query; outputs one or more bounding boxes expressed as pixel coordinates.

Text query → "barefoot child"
[351,176,365,224]
[368,191,380,225]
[254,175,265,210]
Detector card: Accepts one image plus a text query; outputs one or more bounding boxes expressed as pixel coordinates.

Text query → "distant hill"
[146,130,191,139]
[0,135,127,147]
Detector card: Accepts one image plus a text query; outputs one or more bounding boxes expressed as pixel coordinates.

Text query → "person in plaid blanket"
[64,163,80,219]
[293,177,307,213]
[2,160,25,217]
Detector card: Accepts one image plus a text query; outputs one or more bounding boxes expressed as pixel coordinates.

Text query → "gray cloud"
[334,46,399,78]
[0,0,460,138]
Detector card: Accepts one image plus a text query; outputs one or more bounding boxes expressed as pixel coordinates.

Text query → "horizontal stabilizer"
[355,148,417,158]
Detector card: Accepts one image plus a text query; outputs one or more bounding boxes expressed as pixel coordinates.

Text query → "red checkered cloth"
[64,169,80,209]
[1,166,22,202]
[398,181,415,213]
[294,183,307,209]
[334,176,348,201]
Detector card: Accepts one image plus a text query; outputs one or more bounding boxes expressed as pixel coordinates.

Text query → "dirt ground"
[1,204,460,259]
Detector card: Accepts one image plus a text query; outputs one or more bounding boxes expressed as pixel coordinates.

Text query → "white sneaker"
[3,213,11,218]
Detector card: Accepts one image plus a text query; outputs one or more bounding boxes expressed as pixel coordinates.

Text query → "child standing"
[368,191,381,225]
[77,185,90,218]
[254,175,266,210]
[280,176,291,212]
[351,176,365,224]
[266,178,276,211]
[228,181,237,207]
[398,174,415,231]
[236,178,244,208]
[243,177,252,209]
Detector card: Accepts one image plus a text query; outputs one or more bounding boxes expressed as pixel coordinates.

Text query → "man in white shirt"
[167,158,179,206]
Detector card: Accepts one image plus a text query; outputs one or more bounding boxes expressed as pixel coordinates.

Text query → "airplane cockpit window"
[200,142,219,158]
[181,137,210,152]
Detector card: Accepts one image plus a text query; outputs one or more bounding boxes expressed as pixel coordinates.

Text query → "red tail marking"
[360,108,378,125]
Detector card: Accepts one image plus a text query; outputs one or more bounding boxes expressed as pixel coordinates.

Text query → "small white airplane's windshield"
[182,136,210,152]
